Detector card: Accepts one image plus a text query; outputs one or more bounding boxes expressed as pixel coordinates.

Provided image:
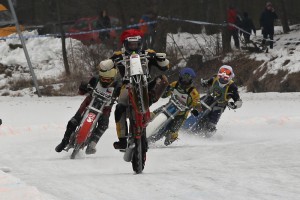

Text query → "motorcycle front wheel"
[70,144,81,159]
[131,132,147,174]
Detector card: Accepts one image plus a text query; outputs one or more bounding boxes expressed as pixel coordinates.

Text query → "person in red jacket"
[227,5,241,49]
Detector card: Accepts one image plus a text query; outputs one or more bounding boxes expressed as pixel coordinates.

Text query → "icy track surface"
[0,92,300,200]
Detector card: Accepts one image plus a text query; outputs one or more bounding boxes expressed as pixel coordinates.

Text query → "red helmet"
[120,29,143,54]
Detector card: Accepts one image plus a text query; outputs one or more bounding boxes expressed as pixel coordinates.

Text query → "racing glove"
[228,100,243,109]
[200,78,209,87]
[155,53,169,67]
[191,109,199,116]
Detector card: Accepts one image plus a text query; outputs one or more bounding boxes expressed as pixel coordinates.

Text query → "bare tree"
[55,0,70,76]
[219,0,231,54]
[277,0,290,33]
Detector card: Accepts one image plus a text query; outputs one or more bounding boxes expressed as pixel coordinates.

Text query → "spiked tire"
[131,134,147,174]
[70,144,80,159]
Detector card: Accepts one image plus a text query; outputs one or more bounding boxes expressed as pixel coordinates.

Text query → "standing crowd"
[96,9,157,49]
[227,1,278,50]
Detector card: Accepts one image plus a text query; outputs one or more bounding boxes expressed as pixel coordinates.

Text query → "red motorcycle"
[118,53,150,173]
[65,86,114,159]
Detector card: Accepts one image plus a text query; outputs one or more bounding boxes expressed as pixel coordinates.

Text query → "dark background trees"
[1,0,299,53]
[1,0,299,30]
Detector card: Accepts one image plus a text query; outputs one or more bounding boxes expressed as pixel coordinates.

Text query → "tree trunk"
[56,0,70,76]
[153,2,167,52]
[114,0,127,27]
[277,0,290,33]
[220,0,231,54]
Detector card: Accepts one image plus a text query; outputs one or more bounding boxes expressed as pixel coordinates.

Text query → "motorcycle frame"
[121,53,151,173]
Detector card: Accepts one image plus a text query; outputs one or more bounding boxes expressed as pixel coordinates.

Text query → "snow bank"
[0,170,45,200]
[0,31,82,87]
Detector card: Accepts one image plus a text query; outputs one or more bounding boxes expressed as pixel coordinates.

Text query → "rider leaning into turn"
[55,67,120,154]
[152,67,202,146]
[200,65,242,137]
[98,29,170,150]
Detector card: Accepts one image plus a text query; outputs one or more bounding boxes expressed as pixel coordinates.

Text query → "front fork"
[123,87,150,162]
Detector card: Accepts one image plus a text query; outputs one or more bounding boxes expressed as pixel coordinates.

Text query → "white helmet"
[217,65,235,84]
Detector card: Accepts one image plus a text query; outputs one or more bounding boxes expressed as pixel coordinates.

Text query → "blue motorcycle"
[181,94,228,137]
[146,94,190,143]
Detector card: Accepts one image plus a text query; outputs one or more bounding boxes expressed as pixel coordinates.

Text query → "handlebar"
[91,87,112,102]
[115,54,152,65]
[170,94,190,112]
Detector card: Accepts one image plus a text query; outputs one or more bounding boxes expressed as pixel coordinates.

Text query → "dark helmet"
[120,29,143,54]
[178,67,196,88]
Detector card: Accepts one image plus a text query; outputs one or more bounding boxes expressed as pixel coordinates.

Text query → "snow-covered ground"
[1,92,300,200]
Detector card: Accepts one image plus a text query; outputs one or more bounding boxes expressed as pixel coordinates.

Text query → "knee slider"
[67,117,79,129]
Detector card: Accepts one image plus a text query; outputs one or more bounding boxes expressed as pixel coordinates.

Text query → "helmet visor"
[180,74,193,86]
[127,41,141,52]
[219,67,232,76]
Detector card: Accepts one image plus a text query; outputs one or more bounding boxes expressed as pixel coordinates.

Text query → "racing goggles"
[219,68,232,76]
[100,77,114,83]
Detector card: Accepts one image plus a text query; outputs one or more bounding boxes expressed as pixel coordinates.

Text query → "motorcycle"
[65,85,114,159]
[116,52,151,174]
[181,93,234,137]
[146,93,190,143]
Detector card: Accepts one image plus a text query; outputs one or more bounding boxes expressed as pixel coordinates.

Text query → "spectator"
[127,16,139,30]
[241,12,256,43]
[260,2,278,49]
[97,10,111,42]
[227,5,241,49]
[139,13,150,49]
[148,12,157,49]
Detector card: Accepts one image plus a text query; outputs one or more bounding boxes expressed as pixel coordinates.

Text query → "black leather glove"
[147,52,156,60]
[78,81,90,94]
[200,78,209,87]
[191,109,199,116]
[228,102,237,109]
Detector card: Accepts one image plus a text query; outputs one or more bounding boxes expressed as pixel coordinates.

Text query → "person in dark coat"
[97,10,111,42]
[241,12,256,43]
[260,2,278,49]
